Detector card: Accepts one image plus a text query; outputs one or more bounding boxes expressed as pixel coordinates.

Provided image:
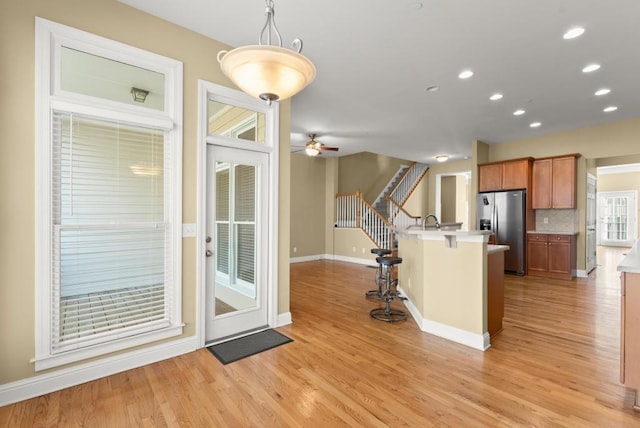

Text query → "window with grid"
[35,18,183,370]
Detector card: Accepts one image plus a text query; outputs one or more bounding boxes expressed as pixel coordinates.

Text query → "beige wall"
[402,171,429,219]
[440,176,457,223]
[0,0,291,385]
[398,237,485,335]
[290,154,326,257]
[597,171,640,240]
[338,152,410,203]
[333,228,378,263]
[477,118,640,271]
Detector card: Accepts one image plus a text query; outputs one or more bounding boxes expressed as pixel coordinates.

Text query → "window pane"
[51,111,170,352]
[217,224,230,276]
[216,164,230,221]
[58,228,165,297]
[60,47,165,111]
[235,165,255,222]
[236,224,255,286]
[53,112,164,224]
[207,100,265,143]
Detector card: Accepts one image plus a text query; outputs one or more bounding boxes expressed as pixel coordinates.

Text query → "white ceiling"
[120,0,640,163]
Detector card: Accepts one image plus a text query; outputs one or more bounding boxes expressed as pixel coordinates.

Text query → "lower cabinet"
[526,233,576,280]
[620,272,640,410]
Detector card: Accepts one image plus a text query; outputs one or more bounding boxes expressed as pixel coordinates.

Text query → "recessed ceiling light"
[603,106,618,113]
[582,63,601,73]
[530,122,542,128]
[435,155,449,162]
[458,70,474,79]
[489,93,503,101]
[513,109,525,116]
[595,88,611,96]
[563,27,585,39]
[425,85,439,92]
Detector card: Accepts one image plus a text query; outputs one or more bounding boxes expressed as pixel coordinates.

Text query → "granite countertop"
[487,244,509,254]
[618,240,640,274]
[527,230,579,236]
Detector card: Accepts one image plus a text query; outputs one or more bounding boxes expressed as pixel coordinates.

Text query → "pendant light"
[217,0,316,104]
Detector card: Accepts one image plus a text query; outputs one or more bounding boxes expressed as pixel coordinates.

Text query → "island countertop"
[488,244,509,254]
[618,240,640,274]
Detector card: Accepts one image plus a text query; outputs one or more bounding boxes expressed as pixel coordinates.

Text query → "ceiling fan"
[303,133,339,156]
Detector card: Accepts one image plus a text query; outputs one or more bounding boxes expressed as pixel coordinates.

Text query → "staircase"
[335,162,428,249]
[372,165,410,221]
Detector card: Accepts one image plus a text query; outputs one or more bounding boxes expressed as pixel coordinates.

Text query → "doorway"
[197,81,279,347]
[597,191,638,247]
[435,171,471,230]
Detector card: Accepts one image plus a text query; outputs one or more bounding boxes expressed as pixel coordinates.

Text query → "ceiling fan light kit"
[217,0,316,103]
[302,133,338,156]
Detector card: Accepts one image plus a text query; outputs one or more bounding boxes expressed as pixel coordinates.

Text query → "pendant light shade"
[217,45,316,102]
[217,0,316,103]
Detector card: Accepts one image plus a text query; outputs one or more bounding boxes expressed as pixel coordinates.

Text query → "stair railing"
[387,163,429,224]
[336,190,392,249]
[387,197,421,230]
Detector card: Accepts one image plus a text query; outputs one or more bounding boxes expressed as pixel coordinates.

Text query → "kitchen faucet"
[422,214,440,230]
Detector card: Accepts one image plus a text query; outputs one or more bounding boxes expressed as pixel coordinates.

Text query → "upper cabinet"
[531,155,579,209]
[478,163,503,192]
[478,158,531,192]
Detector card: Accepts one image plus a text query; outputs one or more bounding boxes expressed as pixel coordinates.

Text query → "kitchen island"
[618,240,640,411]
[396,228,507,351]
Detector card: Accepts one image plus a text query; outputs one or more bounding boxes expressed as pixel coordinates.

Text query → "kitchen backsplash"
[534,209,579,232]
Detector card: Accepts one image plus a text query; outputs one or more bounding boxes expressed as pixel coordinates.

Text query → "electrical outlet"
[293,247,297,253]
[362,247,365,254]
[543,217,549,224]
[352,246,356,253]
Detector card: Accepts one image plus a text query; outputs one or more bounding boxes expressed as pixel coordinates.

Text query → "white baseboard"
[398,286,490,351]
[277,311,292,327]
[0,336,198,407]
[576,269,588,278]
[290,254,326,263]
[330,254,376,266]
[290,254,376,267]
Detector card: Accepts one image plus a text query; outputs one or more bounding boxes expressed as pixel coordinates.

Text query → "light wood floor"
[2,247,640,427]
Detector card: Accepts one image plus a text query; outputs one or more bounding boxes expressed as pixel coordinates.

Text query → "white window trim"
[195,81,279,348]
[34,18,184,371]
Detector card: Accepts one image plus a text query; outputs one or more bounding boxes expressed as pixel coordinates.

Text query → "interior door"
[586,174,597,273]
[205,145,269,343]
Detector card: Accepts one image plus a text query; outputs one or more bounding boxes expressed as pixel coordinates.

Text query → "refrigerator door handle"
[492,201,498,243]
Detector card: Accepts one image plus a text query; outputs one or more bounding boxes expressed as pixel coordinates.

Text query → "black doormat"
[207,329,293,365]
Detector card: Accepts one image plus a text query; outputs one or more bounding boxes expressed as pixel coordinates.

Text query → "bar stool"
[365,248,393,300]
[370,256,407,322]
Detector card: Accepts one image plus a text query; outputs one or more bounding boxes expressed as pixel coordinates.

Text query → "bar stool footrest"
[369,307,407,322]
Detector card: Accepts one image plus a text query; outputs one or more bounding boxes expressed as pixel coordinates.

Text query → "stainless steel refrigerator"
[477,190,526,275]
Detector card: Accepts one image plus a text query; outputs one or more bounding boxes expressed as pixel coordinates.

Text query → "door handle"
[206,249,213,257]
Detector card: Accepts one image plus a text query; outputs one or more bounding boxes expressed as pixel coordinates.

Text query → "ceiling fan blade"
[319,146,339,151]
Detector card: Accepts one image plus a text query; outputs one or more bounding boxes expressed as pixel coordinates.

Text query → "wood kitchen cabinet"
[532,155,578,209]
[620,271,640,410]
[478,163,503,192]
[526,233,576,280]
[478,158,531,192]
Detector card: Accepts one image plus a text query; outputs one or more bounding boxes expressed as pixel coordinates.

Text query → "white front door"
[205,145,269,342]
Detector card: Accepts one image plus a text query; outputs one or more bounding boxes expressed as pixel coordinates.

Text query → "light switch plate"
[182,223,196,237]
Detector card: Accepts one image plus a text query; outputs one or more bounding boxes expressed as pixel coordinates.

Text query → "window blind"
[214,162,256,297]
[51,111,172,352]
